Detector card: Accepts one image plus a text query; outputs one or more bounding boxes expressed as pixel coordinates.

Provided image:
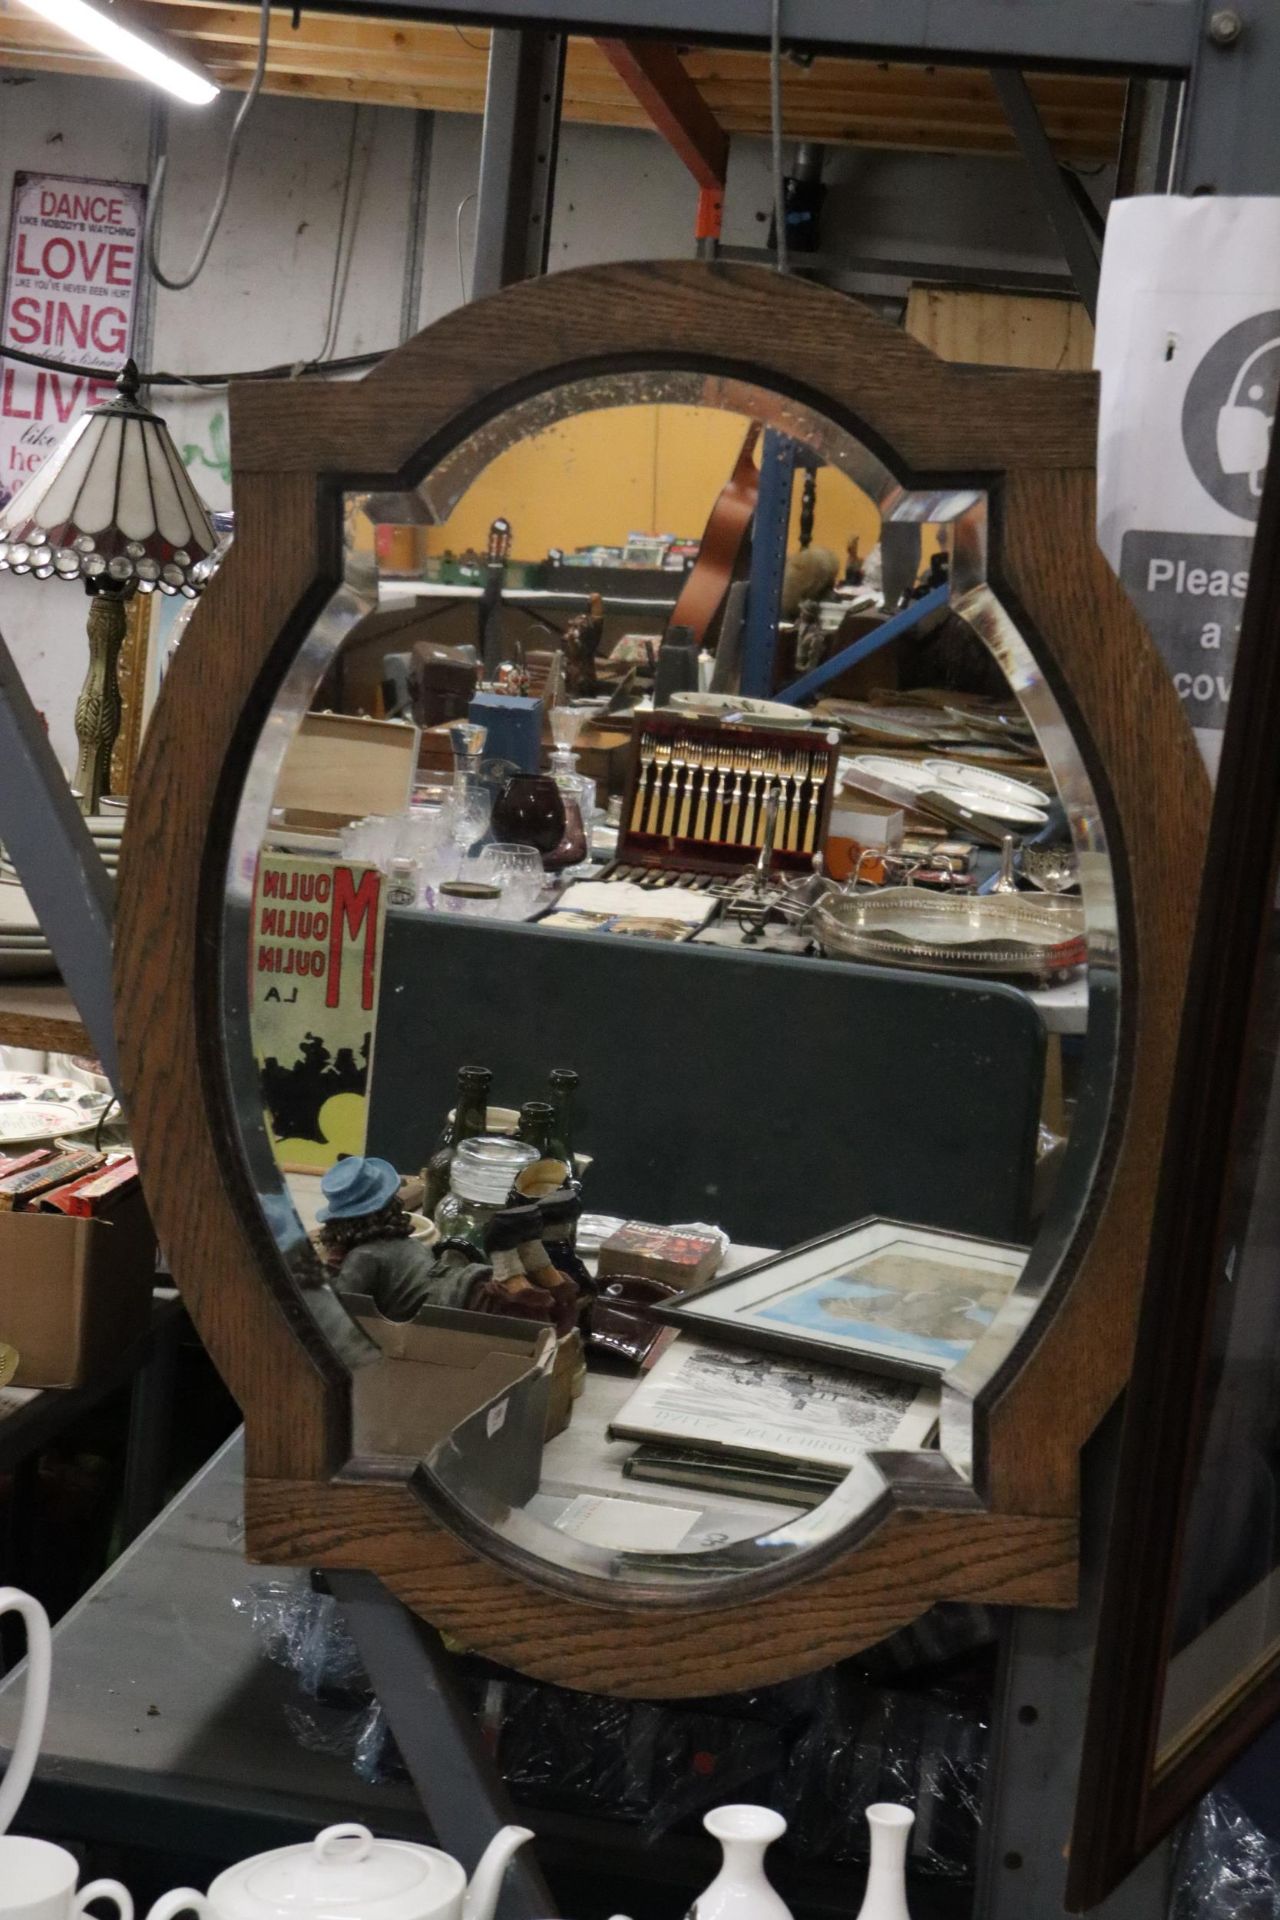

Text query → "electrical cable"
[316,105,363,366]
[143,0,272,291]
[453,24,488,52]
[769,0,788,274]
[455,189,477,304]
[0,339,384,387]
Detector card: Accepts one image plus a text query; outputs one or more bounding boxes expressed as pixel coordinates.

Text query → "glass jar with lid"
[433,1135,539,1249]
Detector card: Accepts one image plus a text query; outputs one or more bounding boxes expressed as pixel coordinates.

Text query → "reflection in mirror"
[221,371,1117,1598]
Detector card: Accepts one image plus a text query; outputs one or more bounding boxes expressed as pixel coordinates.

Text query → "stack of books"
[608,1336,938,1509]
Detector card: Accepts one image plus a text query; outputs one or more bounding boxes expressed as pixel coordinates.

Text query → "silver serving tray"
[812,888,1086,983]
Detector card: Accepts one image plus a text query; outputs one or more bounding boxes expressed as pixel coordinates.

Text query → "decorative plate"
[922,759,1050,811]
[668,691,814,727]
[0,1070,111,1140]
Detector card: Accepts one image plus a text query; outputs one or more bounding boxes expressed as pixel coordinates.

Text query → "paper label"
[249,855,386,1171]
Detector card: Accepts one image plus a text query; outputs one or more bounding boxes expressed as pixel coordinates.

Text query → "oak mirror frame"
[115,263,1208,1697]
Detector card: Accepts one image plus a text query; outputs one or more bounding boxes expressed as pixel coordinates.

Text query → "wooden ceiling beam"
[0,18,1124,165]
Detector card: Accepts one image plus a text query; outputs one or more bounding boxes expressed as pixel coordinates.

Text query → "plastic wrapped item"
[778,1668,988,1879]
[1170,1793,1280,1920]
[490,1676,785,1837]
[232,1581,989,1876]
[282,1700,394,1786]
[232,1580,366,1701]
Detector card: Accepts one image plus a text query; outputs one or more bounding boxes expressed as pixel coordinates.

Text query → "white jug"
[853,1803,914,1920]
[0,1835,131,1920]
[0,1586,51,1835]
[146,1822,534,1920]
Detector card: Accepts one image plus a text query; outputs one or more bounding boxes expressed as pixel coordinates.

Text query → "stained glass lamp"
[0,360,217,813]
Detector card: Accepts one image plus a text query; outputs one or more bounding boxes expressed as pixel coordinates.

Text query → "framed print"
[1067,419,1280,1904]
[657,1218,1028,1382]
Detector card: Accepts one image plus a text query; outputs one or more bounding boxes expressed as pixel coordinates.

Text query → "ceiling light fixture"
[12,0,218,104]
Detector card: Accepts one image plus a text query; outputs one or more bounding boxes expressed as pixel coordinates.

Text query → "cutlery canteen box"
[616,711,839,878]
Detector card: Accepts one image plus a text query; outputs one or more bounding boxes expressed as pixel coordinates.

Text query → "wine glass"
[475,842,546,919]
[445,777,493,876]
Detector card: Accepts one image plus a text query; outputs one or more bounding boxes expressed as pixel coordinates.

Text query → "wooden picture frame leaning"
[114,262,1208,1698]
[1067,397,1280,1909]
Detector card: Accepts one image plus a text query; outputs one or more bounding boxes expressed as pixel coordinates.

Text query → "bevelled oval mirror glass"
[219,369,1117,1598]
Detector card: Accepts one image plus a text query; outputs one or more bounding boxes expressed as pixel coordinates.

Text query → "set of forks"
[629,734,830,855]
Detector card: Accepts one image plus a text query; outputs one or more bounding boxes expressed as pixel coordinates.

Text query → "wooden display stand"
[115,262,1209,1699]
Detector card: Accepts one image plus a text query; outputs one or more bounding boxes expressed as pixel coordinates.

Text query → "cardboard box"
[1,1185,157,1388]
[275,712,420,825]
[340,1296,553,1504]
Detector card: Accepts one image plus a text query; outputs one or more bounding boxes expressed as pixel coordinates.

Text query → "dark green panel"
[369,913,1045,1249]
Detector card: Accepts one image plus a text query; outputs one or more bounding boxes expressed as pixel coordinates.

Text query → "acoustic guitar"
[668,422,761,648]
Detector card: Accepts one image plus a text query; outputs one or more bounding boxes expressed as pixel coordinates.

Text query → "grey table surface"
[0,1431,425,1850]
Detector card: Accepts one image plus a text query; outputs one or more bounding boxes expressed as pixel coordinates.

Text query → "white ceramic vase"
[690,1805,792,1920]
[854,1804,914,1920]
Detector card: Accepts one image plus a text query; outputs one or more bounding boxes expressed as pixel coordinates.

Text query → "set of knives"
[629,733,831,856]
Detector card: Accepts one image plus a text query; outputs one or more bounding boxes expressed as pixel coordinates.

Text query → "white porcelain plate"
[922,759,1050,812]
[0,1071,111,1138]
[669,691,814,727]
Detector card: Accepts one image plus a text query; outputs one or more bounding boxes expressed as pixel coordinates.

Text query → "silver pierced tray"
[811,888,1086,983]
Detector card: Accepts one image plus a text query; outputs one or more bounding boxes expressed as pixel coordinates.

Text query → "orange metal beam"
[595,37,729,190]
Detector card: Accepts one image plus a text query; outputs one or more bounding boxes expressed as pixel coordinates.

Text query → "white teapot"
[146,1823,534,1920]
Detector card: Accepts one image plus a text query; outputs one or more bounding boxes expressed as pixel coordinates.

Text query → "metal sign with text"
[0,170,147,511]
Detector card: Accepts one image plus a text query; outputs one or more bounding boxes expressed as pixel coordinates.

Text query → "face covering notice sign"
[1094,196,1280,777]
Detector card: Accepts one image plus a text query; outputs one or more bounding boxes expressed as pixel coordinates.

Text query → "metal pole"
[976,1407,1176,1920]
[471,30,565,299]
[329,1570,559,1920]
[775,582,950,705]
[990,70,1101,321]
[739,429,798,698]
[0,621,117,1086]
[400,110,435,340]
[1176,0,1280,194]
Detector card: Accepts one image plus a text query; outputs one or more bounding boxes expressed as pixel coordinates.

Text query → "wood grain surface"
[0,982,91,1056]
[115,263,1206,1695]
[229,262,1100,479]
[247,1473,1075,1696]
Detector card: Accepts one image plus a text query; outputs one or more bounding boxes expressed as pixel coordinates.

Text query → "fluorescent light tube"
[13,0,219,103]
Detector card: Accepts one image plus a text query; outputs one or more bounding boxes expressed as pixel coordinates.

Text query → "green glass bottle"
[423,1064,492,1217]
[548,1067,578,1167]
[515,1100,556,1157]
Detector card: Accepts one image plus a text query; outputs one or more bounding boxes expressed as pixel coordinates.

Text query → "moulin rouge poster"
[1,172,146,511]
[250,855,388,1172]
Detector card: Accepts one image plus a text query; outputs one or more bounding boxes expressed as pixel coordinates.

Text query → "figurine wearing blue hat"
[316,1155,448,1321]
[315,1152,580,1332]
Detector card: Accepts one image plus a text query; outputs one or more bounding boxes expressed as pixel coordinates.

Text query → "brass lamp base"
[73,585,130,816]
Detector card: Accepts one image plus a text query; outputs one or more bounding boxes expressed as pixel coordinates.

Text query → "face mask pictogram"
[1216,337,1280,498]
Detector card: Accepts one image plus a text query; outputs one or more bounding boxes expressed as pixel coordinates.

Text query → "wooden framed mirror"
[114,262,1208,1697]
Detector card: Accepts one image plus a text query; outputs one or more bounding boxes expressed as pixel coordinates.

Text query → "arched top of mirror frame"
[115,262,1209,1696]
